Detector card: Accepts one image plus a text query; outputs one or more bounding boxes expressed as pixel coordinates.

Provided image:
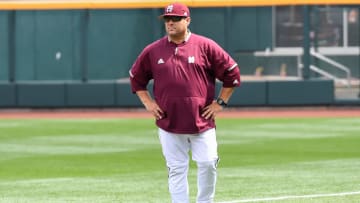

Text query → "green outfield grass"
[0,117,359,203]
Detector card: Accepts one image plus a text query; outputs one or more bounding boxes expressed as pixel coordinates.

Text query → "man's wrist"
[216,98,227,107]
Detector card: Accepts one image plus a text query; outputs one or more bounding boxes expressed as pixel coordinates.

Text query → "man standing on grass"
[129,2,241,202]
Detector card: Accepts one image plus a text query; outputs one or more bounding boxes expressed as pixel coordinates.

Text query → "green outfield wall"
[0,7,271,81]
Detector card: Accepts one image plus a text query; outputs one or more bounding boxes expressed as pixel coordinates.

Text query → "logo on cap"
[162,3,190,17]
[166,5,173,13]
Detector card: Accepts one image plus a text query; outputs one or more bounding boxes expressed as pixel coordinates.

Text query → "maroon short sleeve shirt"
[130,33,240,134]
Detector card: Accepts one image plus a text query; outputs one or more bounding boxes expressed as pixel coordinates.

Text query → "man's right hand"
[144,101,164,120]
[136,90,164,120]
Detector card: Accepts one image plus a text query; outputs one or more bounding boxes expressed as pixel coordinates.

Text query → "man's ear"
[186,17,191,26]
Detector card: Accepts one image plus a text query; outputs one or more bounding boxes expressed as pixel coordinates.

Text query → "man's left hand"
[201,100,223,120]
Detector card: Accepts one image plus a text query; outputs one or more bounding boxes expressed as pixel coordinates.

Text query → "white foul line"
[217,191,360,203]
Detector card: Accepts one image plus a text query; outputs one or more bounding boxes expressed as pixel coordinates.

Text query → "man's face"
[164,16,190,37]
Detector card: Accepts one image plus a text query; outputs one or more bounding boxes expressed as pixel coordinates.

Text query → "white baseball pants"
[158,128,219,203]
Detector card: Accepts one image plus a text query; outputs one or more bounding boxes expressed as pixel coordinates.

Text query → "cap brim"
[158,14,187,19]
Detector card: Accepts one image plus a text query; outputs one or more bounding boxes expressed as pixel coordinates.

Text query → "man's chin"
[168,33,179,38]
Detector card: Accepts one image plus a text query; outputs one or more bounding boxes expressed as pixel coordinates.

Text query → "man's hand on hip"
[201,100,223,120]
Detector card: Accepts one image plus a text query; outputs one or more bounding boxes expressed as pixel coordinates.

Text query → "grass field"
[0,117,360,203]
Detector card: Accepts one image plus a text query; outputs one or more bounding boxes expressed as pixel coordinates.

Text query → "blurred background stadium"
[0,0,359,108]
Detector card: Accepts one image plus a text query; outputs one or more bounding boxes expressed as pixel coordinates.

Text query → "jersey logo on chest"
[188,56,195,64]
[158,58,165,64]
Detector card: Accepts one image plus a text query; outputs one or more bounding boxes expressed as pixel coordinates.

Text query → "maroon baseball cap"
[160,2,190,18]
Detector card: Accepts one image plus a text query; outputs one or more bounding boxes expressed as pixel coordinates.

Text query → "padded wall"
[16,82,66,107]
[0,80,335,108]
[0,83,16,107]
[267,79,334,105]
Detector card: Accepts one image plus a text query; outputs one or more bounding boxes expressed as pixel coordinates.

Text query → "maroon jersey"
[130,33,240,134]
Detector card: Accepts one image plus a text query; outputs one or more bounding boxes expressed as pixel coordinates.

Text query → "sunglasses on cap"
[163,16,186,22]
